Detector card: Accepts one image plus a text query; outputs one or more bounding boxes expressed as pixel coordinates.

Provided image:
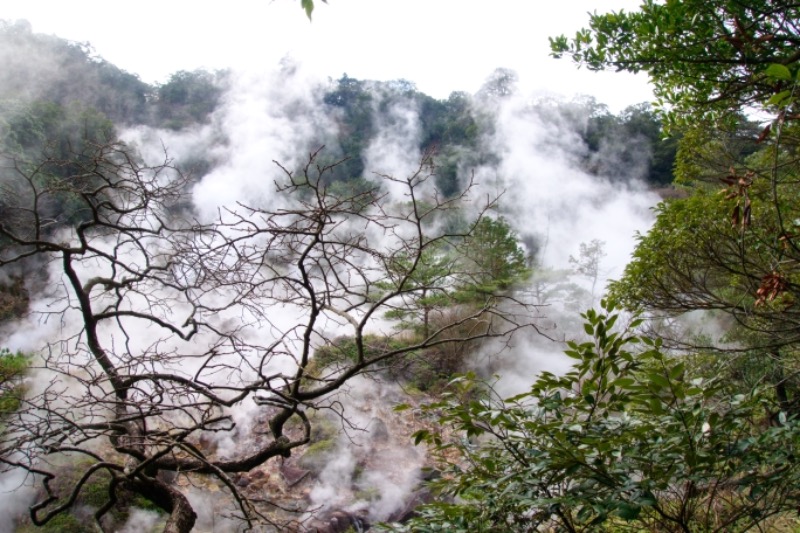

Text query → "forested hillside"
[3,4,798,531]
[0,19,675,195]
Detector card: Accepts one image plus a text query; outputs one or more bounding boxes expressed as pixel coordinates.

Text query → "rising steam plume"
[0,56,658,530]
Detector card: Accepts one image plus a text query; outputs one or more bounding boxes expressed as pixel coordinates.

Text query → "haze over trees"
[0,17,631,533]
[1,7,775,532]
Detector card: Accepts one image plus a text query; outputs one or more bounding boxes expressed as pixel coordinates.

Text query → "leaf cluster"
[0,348,28,422]
[550,0,800,126]
[389,301,800,532]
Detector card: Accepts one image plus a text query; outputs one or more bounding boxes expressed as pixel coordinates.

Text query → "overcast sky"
[2,0,653,111]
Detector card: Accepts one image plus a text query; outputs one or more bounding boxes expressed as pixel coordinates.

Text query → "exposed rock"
[367,417,390,442]
[280,458,312,487]
[310,509,370,533]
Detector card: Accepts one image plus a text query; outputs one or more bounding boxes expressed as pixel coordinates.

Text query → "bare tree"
[0,141,534,532]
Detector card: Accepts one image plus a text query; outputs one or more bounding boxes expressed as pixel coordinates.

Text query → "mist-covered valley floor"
[0,20,671,533]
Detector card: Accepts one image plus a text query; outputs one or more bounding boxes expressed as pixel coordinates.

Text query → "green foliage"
[319,73,673,193]
[301,0,327,20]
[16,512,85,533]
[0,20,149,124]
[380,217,528,335]
[323,74,374,181]
[373,216,532,389]
[609,118,800,346]
[608,191,734,311]
[577,100,679,186]
[0,348,28,421]
[312,335,413,371]
[153,69,226,130]
[381,243,455,338]
[0,99,115,156]
[0,99,122,231]
[564,2,800,418]
[389,302,800,532]
[456,216,530,299]
[311,333,461,391]
[550,0,800,126]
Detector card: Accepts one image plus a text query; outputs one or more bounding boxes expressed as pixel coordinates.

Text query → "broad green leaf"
[649,373,670,388]
[301,0,315,20]
[765,63,792,81]
[614,377,636,389]
[413,429,430,445]
[616,503,641,520]
[649,397,664,414]
[767,90,792,107]
[669,361,685,379]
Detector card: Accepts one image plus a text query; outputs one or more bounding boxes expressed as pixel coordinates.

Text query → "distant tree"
[577,101,677,186]
[0,99,117,228]
[382,244,455,340]
[381,215,531,339]
[0,99,115,156]
[477,68,519,101]
[323,74,374,181]
[152,69,226,130]
[457,216,530,298]
[569,238,606,301]
[620,103,679,186]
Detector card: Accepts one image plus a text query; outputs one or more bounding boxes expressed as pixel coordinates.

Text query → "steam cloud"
[0,57,659,530]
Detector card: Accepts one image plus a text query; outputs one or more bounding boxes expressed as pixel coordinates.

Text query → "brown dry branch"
[0,143,538,532]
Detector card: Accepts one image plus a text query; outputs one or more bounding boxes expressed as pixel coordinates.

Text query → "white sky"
[2,0,653,111]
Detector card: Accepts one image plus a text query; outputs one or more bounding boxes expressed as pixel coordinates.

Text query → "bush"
[389,302,800,532]
[0,348,28,420]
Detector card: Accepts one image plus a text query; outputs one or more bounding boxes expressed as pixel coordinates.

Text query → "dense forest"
[1,1,800,531]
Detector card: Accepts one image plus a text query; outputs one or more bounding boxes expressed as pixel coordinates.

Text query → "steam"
[0,466,35,533]
[188,64,340,219]
[461,93,658,395]
[307,377,425,523]
[362,90,423,198]
[0,52,662,529]
[118,509,162,533]
[475,95,657,273]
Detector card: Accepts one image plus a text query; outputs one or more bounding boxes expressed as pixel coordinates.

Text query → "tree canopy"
[550,0,800,125]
